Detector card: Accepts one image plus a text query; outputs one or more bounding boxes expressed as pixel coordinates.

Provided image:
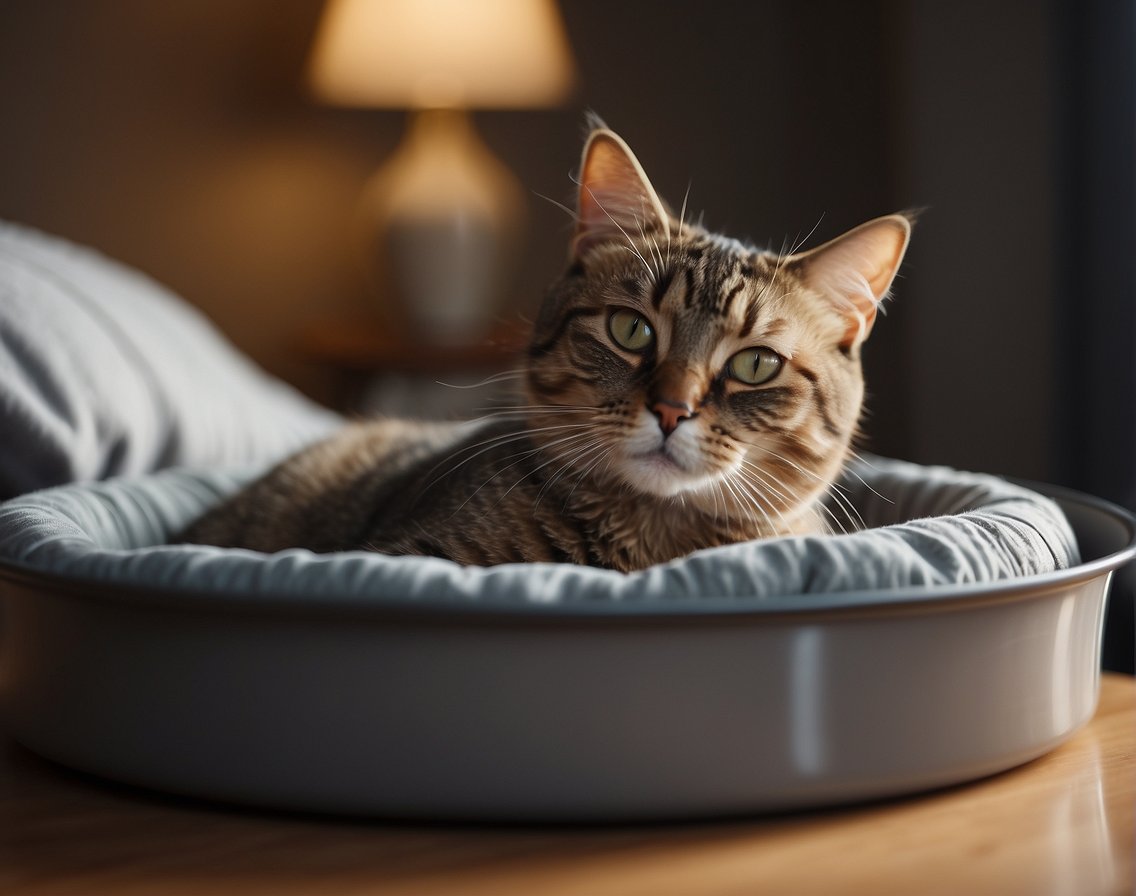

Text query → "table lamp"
[307,0,576,344]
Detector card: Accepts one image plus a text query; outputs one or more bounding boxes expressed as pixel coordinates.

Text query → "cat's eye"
[608,309,655,352]
[728,347,783,385]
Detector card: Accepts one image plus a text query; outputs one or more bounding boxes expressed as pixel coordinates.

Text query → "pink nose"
[651,399,695,436]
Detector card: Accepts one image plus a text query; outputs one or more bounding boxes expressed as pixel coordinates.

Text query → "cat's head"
[525,126,910,528]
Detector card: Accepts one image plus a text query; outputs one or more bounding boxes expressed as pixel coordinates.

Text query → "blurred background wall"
[0,0,1131,508]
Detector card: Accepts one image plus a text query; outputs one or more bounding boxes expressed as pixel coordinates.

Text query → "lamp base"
[357,109,523,345]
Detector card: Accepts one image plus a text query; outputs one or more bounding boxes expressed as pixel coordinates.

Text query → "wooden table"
[1,675,1132,895]
[296,317,528,413]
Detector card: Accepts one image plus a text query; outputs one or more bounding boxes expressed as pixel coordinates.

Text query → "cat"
[180,124,911,572]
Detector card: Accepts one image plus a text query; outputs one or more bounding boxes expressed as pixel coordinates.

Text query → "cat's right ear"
[788,214,912,348]
[572,129,669,260]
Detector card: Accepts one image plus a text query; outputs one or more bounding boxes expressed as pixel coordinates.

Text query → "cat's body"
[185,415,825,570]
[182,125,911,572]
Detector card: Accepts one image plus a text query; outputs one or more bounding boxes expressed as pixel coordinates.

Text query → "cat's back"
[180,418,479,553]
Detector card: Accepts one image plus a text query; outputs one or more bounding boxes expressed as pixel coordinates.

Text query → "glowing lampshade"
[308,0,576,109]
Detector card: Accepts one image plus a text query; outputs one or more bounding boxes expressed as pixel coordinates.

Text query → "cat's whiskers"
[707,476,725,530]
[718,478,746,533]
[537,431,607,491]
[718,475,756,538]
[754,282,794,311]
[492,431,600,492]
[673,181,692,266]
[476,402,599,415]
[435,368,527,390]
[843,450,896,505]
[736,456,814,521]
[740,452,842,531]
[537,437,612,507]
[790,461,865,534]
[463,402,603,429]
[491,429,613,509]
[755,232,796,308]
[730,464,794,534]
[423,421,596,495]
[745,462,849,536]
[751,445,865,534]
[751,214,827,312]
[787,215,825,258]
[532,189,578,223]
[449,428,600,517]
[737,474,786,538]
[537,450,597,506]
[635,214,666,282]
[447,368,580,405]
[735,461,791,511]
[710,480,729,533]
[711,475,767,539]
[561,443,617,509]
[754,255,795,310]
[470,408,596,426]
[583,185,657,281]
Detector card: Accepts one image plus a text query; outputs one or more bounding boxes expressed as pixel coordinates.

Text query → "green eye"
[728,347,783,385]
[608,309,655,352]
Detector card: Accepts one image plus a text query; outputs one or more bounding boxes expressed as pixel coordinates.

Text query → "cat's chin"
[615,450,719,498]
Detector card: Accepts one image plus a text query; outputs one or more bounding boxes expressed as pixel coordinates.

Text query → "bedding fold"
[0,455,1080,606]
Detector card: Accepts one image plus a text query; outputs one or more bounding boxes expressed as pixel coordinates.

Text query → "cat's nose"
[651,398,696,436]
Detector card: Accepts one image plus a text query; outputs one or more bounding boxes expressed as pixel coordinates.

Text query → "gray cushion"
[0,455,1079,605]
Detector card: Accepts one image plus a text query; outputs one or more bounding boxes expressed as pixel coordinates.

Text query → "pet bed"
[0,222,1132,820]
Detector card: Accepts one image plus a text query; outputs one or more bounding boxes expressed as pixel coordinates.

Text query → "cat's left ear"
[572,129,670,259]
[788,214,912,347]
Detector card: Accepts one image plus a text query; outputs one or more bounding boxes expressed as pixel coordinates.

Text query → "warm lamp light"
[307,0,576,342]
[308,0,575,109]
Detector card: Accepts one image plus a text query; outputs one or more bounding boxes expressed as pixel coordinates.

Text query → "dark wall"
[1054,0,1136,673]
[0,1,389,400]
[892,2,1061,480]
[0,0,1128,497]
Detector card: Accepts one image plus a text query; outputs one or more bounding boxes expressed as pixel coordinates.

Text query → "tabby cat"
[181,125,911,572]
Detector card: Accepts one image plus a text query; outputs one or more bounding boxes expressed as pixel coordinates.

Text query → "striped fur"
[182,127,911,572]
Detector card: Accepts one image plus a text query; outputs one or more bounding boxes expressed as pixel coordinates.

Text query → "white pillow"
[0,221,339,499]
